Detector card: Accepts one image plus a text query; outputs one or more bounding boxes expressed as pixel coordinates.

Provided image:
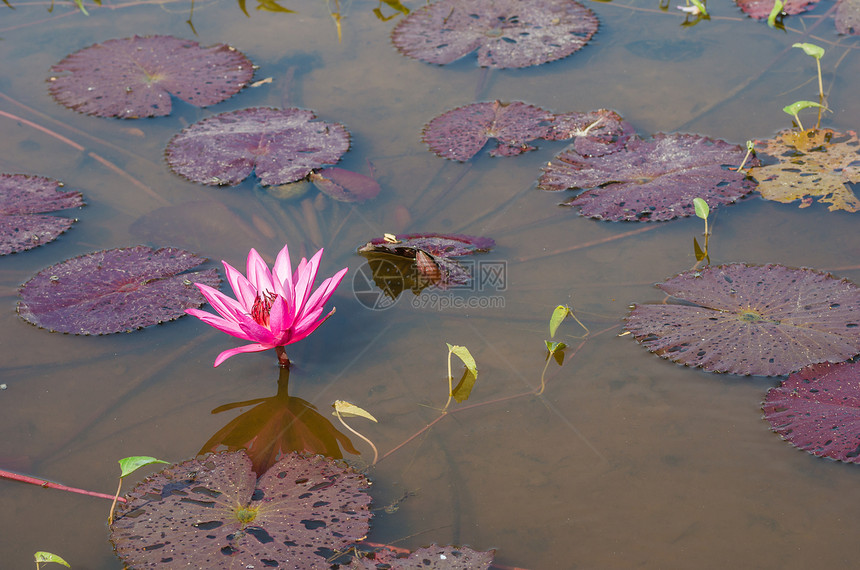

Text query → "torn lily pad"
[750,129,860,212]
[625,264,860,376]
[165,107,350,186]
[763,360,860,462]
[423,101,554,161]
[17,246,219,334]
[350,544,495,569]
[539,133,758,222]
[111,451,372,568]
[48,36,254,119]
[391,0,599,69]
[1,174,84,255]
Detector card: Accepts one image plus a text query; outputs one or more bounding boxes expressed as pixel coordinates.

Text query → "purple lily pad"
[763,361,860,462]
[836,0,860,34]
[543,109,636,157]
[423,101,554,161]
[358,233,495,257]
[165,107,351,187]
[1,174,84,255]
[391,0,599,69]
[17,246,220,335]
[735,0,821,18]
[350,544,495,569]
[310,167,381,202]
[539,133,759,222]
[111,451,372,569]
[625,264,860,376]
[48,36,254,119]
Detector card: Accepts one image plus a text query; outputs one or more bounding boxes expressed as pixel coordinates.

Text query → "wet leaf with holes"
[110,451,371,569]
[625,264,860,376]
[350,544,495,569]
[423,101,554,161]
[17,246,219,334]
[750,129,860,212]
[166,107,350,186]
[48,36,253,119]
[391,0,598,69]
[1,174,84,255]
[359,233,495,257]
[836,0,860,34]
[763,360,860,462]
[543,109,636,157]
[735,0,820,18]
[539,133,758,222]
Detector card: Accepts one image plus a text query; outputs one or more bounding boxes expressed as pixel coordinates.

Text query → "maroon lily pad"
[735,0,820,18]
[165,107,351,186]
[111,451,372,568]
[48,36,254,119]
[1,174,84,255]
[763,361,860,462]
[310,167,381,202]
[625,264,860,376]
[359,233,495,257]
[543,109,636,157]
[391,0,599,69]
[423,101,554,161]
[17,246,220,334]
[350,544,495,569]
[539,133,759,222]
[836,0,860,34]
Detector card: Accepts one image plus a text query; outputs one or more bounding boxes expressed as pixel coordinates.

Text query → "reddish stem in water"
[275,346,291,368]
[0,468,125,503]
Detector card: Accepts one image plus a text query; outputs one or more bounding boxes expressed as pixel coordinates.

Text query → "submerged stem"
[334,411,378,466]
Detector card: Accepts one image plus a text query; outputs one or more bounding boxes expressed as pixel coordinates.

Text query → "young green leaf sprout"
[332,400,379,466]
[692,198,711,266]
[444,344,478,411]
[767,0,784,28]
[734,140,756,172]
[538,305,589,395]
[34,552,70,569]
[782,100,828,131]
[108,456,169,524]
[792,42,825,102]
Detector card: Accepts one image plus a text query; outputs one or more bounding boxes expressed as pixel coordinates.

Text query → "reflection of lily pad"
[763,360,860,462]
[750,129,860,212]
[48,36,253,119]
[391,0,599,69]
[310,167,381,202]
[539,133,758,222]
[1,174,84,255]
[166,107,350,187]
[624,264,860,376]
[17,246,220,335]
[423,101,553,161]
[350,544,495,569]
[111,451,372,568]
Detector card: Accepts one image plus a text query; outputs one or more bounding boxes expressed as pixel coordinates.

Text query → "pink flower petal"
[272,243,294,299]
[195,282,248,322]
[223,260,257,309]
[246,248,274,294]
[214,342,271,367]
[184,308,248,338]
[293,249,324,311]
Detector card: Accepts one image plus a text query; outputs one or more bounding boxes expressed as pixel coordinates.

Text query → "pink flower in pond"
[186,244,348,367]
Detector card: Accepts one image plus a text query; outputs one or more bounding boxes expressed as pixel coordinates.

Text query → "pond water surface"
[2,0,860,568]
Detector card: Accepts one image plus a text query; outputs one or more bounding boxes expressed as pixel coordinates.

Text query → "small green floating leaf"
[549,305,572,339]
[692,197,710,220]
[783,100,827,116]
[447,344,477,377]
[447,344,478,403]
[792,42,824,59]
[119,456,170,479]
[34,552,70,568]
[545,340,568,366]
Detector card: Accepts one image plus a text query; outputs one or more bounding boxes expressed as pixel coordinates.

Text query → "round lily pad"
[1,174,84,255]
[17,246,220,335]
[763,360,860,462]
[111,451,372,569]
[539,133,758,222]
[624,264,860,376]
[165,107,351,186]
[48,36,254,119]
[422,101,554,161]
[391,0,599,69]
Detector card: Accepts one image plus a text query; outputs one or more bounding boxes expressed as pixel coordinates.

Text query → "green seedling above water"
[767,0,785,29]
[792,42,825,102]
[783,100,828,132]
[538,305,589,395]
[444,344,478,412]
[108,456,169,524]
[332,400,379,466]
[34,552,70,569]
[692,197,711,266]
[734,140,756,173]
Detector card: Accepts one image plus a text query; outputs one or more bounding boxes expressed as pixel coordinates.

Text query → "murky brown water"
[2,0,860,568]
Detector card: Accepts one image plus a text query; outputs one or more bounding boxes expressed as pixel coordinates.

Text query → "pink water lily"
[186,244,348,367]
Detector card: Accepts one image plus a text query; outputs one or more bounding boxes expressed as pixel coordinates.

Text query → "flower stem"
[275,346,290,368]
